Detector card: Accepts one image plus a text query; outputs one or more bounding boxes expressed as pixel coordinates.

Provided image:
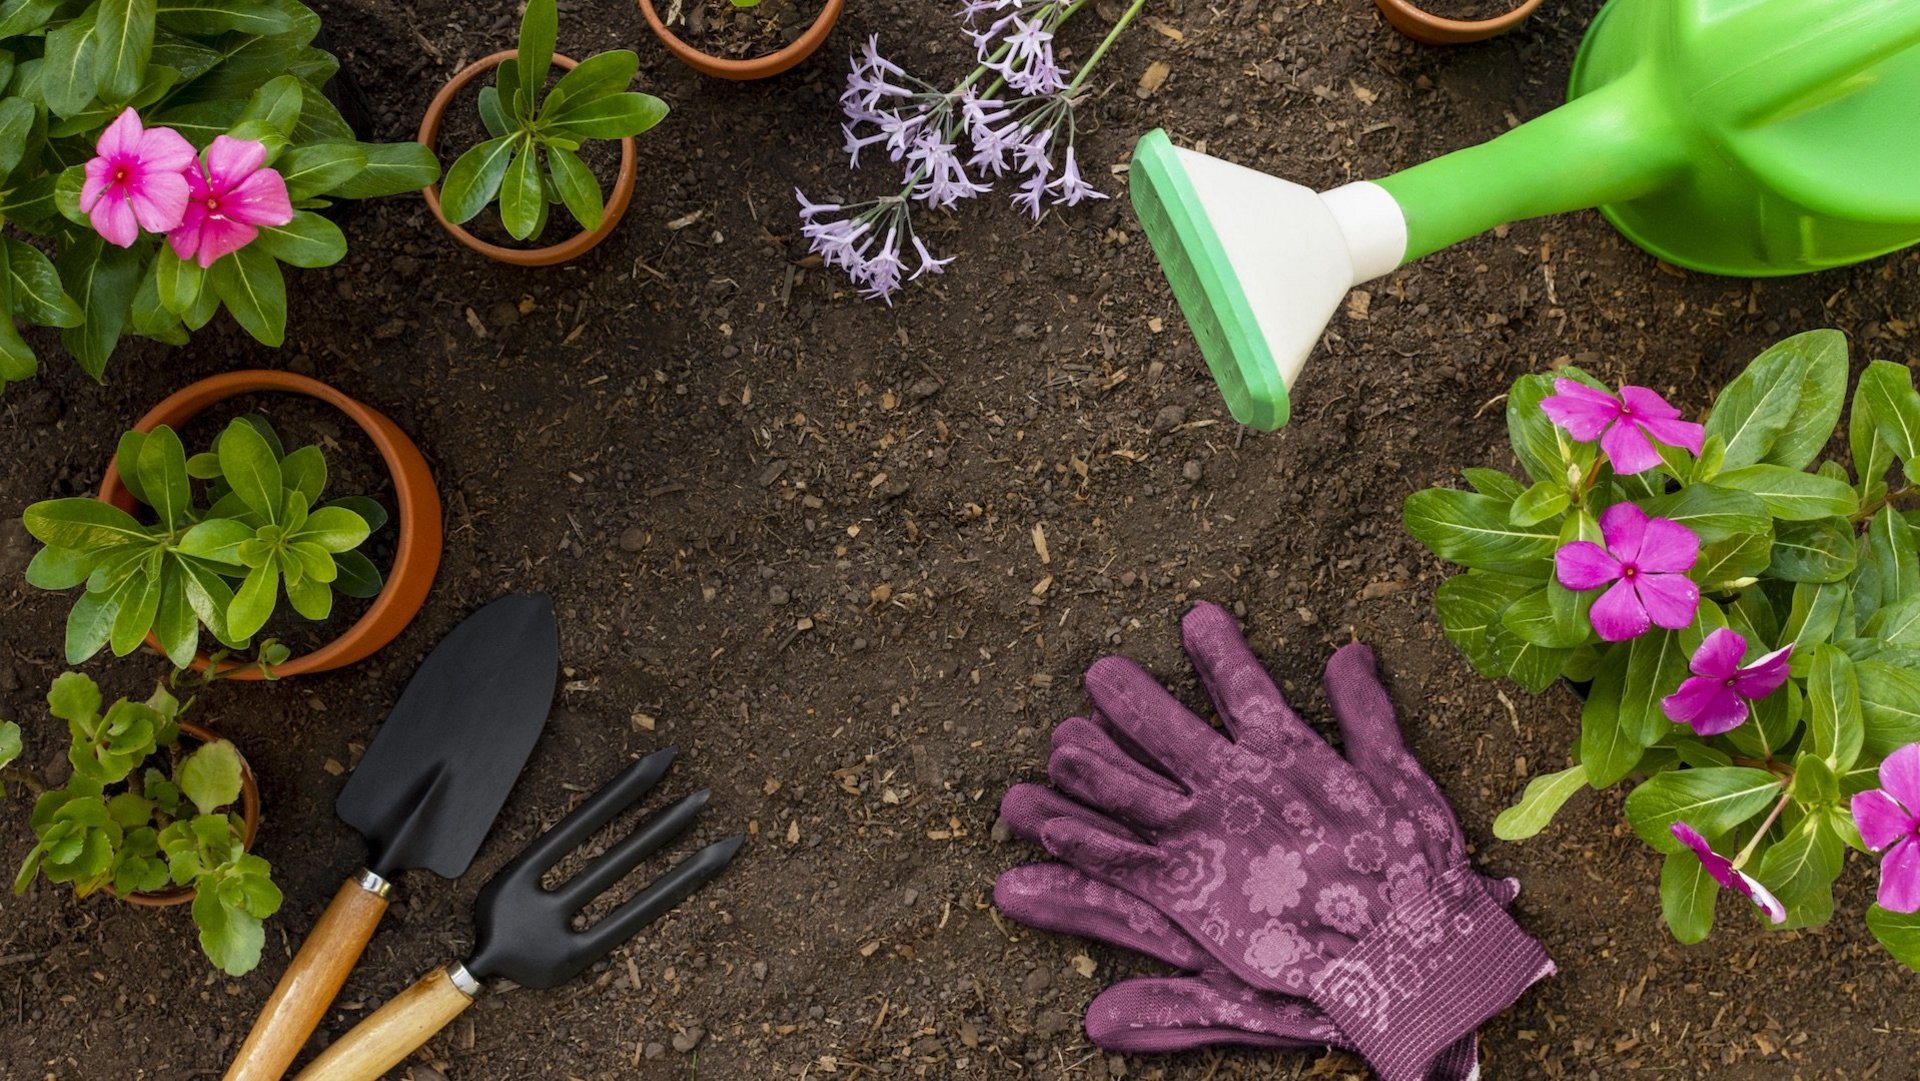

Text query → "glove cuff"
[1309,863,1551,1081]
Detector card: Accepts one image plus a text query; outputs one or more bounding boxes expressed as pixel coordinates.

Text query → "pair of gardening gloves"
[995,603,1554,1080]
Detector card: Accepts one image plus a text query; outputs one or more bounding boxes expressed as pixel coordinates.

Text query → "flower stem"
[1731,787,1793,870]
[1066,0,1148,95]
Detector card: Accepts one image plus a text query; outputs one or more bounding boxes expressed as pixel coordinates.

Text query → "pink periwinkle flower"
[1660,629,1792,736]
[1852,743,1920,914]
[168,135,293,269]
[1669,822,1786,924]
[1555,502,1701,642]
[1540,379,1704,475]
[79,108,196,248]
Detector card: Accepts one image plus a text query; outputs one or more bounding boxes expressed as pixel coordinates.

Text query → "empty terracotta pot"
[1373,0,1545,45]
[637,0,844,80]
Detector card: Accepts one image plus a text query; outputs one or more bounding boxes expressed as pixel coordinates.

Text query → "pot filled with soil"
[638,0,845,81]
[1372,0,1546,44]
[64,370,443,681]
[113,718,263,908]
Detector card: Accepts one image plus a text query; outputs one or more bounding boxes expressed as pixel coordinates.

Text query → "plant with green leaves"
[438,0,668,243]
[0,0,441,396]
[7,673,280,975]
[22,414,386,672]
[1405,329,1920,971]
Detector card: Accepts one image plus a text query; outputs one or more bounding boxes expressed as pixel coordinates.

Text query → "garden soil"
[3,0,1917,1077]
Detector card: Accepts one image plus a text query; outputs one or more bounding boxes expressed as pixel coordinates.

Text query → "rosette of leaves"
[0,0,440,394]
[438,0,668,242]
[22,415,385,670]
[1404,330,1920,967]
[8,673,281,975]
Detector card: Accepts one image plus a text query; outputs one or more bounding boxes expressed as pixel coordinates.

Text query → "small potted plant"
[22,370,442,681]
[420,0,669,266]
[3,673,277,976]
[637,0,844,80]
[1404,329,1920,971]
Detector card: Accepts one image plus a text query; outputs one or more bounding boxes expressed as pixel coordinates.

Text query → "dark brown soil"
[2,0,1917,1078]
[1409,0,1531,21]
[673,0,818,60]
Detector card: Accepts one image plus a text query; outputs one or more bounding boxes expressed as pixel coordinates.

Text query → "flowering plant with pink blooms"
[1407,330,1920,972]
[0,0,439,395]
[796,0,1147,301]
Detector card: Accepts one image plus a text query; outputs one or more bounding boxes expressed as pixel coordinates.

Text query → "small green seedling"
[23,416,386,672]
[440,0,669,242]
[8,674,281,975]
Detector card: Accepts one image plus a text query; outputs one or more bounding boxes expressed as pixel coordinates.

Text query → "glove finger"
[1084,654,1225,779]
[1085,975,1345,1054]
[1324,643,1471,863]
[993,862,1208,971]
[1049,724,1190,832]
[999,783,1121,849]
[1180,602,1341,764]
[1038,812,1162,878]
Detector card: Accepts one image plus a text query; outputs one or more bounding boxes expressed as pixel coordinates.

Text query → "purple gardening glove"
[1005,603,1552,1081]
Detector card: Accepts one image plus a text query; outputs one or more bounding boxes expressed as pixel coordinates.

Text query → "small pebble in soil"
[1023,967,1051,995]
[1153,405,1186,432]
[1182,460,1203,483]
[643,1042,665,1060]
[672,1026,705,1053]
[769,585,790,605]
[619,527,647,553]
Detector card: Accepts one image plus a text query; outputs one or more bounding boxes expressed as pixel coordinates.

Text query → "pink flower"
[1669,821,1786,924]
[1555,502,1701,642]
[1851,743,1920,914]
[1661,629,1792,736]
[79,108,196,248]
[168,136,293,269]
[1540,379,1704,475]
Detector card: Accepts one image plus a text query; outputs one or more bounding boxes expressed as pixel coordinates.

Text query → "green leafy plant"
[0,0,441,395]
[1406,329,1920,971]
[9,673,280,975]
[22,415,386,670]
[438,0,668,242]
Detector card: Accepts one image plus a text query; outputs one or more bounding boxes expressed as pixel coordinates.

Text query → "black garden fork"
[292,747,743,1080]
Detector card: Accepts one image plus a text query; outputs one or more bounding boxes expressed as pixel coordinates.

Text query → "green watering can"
[1131,0,1920,431]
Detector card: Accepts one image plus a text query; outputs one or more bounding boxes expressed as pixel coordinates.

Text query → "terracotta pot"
[97,370,443,681]
[1372,0,1545,45]
[637,0,844,81]
[418,50,638,267]
[115,720,263,908]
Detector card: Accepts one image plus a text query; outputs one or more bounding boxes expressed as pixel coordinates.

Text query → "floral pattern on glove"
[1244,845,1309,915]
[1162,838,1229,913]
[1315,883,1373,935]
[1244,920,1316,979]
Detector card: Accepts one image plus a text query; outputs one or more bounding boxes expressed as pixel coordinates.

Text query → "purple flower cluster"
[798,2,1116,301]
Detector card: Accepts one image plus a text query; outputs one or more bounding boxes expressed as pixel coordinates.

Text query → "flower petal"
[91,195,139,248]
[1598,502,1649,562]
[1634,516,1701,574]
[1555,541,1621,591]
[1636,573,1700,631]
[135,124,198,173]
[1540,380,1621,442]
[1590,579,1651,642]
[1601,420,1664,475]
[168,211,204,264]
[203,135,268,189]
[1879,838,1920,914]
[1617,385,1683,421]
[96,107,142,158]
[129,170,190,234]
[1731,645,1793,701]
[1638,415,1706,456]
[1671,822,1739,888]
[1879,742,1920,817]
[80,159,112,213]
[1689,628,1747,680]
[1853,789,1914,852]
[222,166,293,227]
[1734,870,1788,924]
[191,218,258,268]
[1663,675,1747,735]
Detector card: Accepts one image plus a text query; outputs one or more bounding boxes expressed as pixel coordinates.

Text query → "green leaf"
[93,0,155,102]
[1754,815,1842,929]
[253,211,346,268]
[514,0,556,117]
[109,567,160,656]
[292,506,368,553]
[65,588,120,663]
[1492,764,1586,841]
[1623,767,1783,851]
[1491,627,1571,694]
[23,498,151,551]
[1580,647,1643,787]
[279,445,325,506]
[177,739,242,816]
[1860,360,1920,480]
[215,417,281,523]
[155,0,292,33]
[193,879,266,975]
[57,233,141,381]
[42,5,101,117]
[1870,904,1920,973]
[439,134,518,225]
[478,84,509,138]
[227,561,277,641]
[332,549,382,599]
[154,246,204,315]
[1863,594,1920,647]
[327,141,440,199]
[1852,381,1895,494]
[547,48,638,109]
[274,142,366,200]
[1783,579,1849,656]
[284,573,329,620]
[1867,506,1919,610]
[544,145,602,234]
[1659,847,1717,945]
[178,556,238,647]
[1621,629,1688,748]
[135,425,190,531]
[175,518,252,564]
[151,561,197,667]
[1704,339,1808,471]
[1462,468,1524,501]
[1404,488,1557,575]
[0,0,58,37]
[1769,517,1857,583]
[6,238,84,328]
[546,91,668,140]
[1761,330,1849,471]
[499,139,543,240]
[0,721,21,789]
[1858,660,1920,758]
[1713,464,1857,521]
[47,672,103,724]
[1435,572,1534,678]
[1637,484,1770,546]
[1694,529,1774,587]
[1500,587,1586,650]
[235,72,301,138]
[208,243,286,346]
[1804,645,1863,770]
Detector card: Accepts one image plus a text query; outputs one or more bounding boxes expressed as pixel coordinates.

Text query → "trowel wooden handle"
[291,965,477,1081]
[225,873,392,1081]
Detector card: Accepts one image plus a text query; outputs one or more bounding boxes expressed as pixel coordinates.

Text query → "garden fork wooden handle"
[225,872,392,1081]
[291,964,478,1081]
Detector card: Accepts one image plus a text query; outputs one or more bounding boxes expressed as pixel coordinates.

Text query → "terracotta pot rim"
[636,0,845,81]
[114,719,263,908]
[417,50,638,267]
[96,370,444,681]
[1372,0,1545,45]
